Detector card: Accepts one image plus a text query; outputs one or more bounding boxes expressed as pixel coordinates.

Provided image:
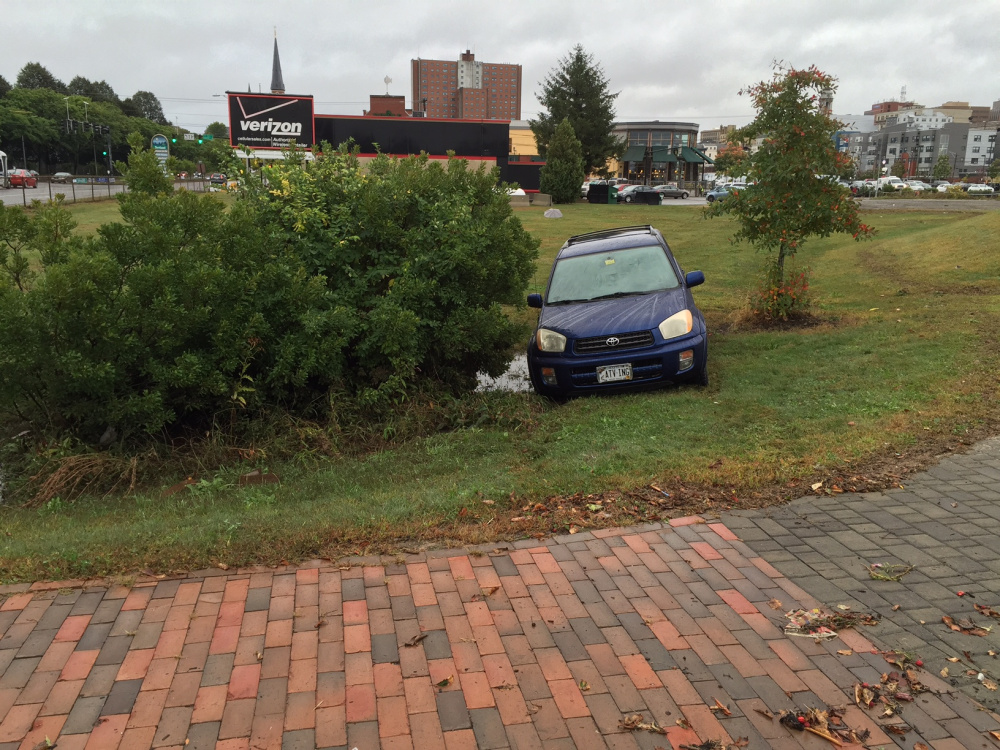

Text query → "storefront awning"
[621,145,647,162]
[650,149,677,163]
[681,146,713,164]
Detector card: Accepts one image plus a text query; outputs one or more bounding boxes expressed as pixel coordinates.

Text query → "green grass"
[3,203,1000,581]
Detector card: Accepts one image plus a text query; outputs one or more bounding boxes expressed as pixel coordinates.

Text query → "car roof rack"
[566,225,654,246]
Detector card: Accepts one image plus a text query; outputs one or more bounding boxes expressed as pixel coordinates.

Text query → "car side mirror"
[527,293,543,308]
[685,271,705,288]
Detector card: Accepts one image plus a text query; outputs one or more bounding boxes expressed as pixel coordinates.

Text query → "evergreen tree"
[0,75,10,99]
[530,45,621,176]
[539,118,585,204]
[16,62,66,93]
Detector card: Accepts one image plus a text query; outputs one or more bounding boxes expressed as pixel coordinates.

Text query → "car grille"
[574,330,653,354]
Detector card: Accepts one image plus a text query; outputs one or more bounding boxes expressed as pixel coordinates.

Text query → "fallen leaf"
[480,586,500,598]
[811,482,824,491]
[990,730,1000,741]
[619,713,667,734]
[314,619,327,628]
[946,657,960,662]
[481,499,494,505]
[435,675,454,688]
[883,723,911,735]
[404,632,428,647]
[940,667,949,678]
[767,598,783,610]
[891,604,901,611]
[675,717,691,730]
[255,651,263,661]
[753,707,774,720]
[837,650,853,656]
[579,680,591,691]
[914,744,929,750]
[527,702,540,714]
[942,615,991,637]
[984,679,998,691]
[710,698,731,716]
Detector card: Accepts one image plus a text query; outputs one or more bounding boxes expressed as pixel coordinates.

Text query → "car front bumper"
[527,332,706,397]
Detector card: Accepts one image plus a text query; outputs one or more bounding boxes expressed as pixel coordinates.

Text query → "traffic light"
[171,137,177,143]
[102,150,108,156]
[198,138,203,144]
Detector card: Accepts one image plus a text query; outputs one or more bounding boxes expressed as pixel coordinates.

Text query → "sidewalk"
[3,443,1000,749]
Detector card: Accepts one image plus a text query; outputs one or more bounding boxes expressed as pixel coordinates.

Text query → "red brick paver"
[2,521,999,749]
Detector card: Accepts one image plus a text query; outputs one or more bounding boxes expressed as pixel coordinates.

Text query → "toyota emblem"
[606,336,620,347]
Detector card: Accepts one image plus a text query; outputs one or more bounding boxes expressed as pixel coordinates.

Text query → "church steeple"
[270,29,285,94]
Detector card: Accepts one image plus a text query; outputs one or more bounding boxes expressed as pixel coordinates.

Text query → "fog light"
[541,367,558,385]
[678,349,694,371]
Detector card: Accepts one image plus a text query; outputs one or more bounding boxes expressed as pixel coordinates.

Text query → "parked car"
[9,169,37,188]
[966,183,995,194]
[904,180,929,191]
[618,185,661,204]
[526,224,708,397]
[937,182,960,193]
[932,180,951,188]
[51,172,72,183]
[177,172,189,180]
[209,172,227,184]
[705,183,745,202]
[654,183,690,200]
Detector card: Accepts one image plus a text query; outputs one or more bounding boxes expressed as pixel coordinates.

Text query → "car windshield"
[546,245,679,304]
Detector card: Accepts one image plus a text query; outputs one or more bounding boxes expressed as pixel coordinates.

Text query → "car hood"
[539,288,690,339]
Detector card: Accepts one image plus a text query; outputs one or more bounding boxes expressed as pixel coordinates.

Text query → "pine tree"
[530,46,621,176]
[539,118,585,204]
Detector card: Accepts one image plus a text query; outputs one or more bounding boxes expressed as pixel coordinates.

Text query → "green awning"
[650,148,677,163]
[680,145,713,164]
[621,145,647,162]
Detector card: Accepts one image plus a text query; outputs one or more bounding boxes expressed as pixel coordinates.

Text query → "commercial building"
[411,51,522,120]
[614,121,712,184]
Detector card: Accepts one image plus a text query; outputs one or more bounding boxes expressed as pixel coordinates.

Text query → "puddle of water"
[476,355,533,393]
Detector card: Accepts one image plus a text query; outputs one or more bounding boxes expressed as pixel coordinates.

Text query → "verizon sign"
[228,93,315,150]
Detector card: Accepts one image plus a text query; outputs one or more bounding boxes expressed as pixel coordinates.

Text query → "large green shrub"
[0,139,538,445]
[241,143,539,402]
[0,140,344,443]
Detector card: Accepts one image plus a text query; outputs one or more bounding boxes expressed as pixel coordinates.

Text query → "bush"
[0,139,343,444]
[241,143,539,404]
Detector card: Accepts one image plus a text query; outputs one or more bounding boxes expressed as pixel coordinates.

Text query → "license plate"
[597,363,633,383]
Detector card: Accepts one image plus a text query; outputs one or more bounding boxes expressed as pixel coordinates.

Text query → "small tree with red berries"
[708,65,875,320]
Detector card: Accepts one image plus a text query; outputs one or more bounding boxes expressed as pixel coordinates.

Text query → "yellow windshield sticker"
[605,259,615,265]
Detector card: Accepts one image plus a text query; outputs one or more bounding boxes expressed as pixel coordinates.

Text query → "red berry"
[798,716,806,724]
[916,660,923,667]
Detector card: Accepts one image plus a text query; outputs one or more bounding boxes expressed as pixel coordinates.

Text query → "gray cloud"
[5,0,998,134]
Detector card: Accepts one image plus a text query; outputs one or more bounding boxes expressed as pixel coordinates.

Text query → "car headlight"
[536,328,567,353]
[658,310,693,340]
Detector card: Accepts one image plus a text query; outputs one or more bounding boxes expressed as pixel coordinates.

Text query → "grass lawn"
[3,201,1000,581]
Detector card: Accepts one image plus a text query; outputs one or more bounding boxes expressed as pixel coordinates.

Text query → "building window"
[974,135,982,141]
[973,146,981,153]
[971,158,979,164]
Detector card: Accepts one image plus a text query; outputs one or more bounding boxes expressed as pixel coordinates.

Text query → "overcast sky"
[6,0,999,134]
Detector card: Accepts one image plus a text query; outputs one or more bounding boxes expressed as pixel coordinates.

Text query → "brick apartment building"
[411,50,521,120]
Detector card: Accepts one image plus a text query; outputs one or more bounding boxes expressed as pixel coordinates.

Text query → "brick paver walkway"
[3,513,999,749]
[725,434,1000,717]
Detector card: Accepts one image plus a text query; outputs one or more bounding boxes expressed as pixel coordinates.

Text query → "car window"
[547,245,679,303]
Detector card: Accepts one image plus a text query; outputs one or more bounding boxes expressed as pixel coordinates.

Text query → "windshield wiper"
[587,291,651,301]
[547,298,590,305]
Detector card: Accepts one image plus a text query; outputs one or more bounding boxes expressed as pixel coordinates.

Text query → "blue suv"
[526,225,708,397]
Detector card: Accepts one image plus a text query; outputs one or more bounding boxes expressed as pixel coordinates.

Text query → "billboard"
[228,93,315,150]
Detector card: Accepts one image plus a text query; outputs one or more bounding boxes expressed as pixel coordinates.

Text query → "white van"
[876,176,906,191]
